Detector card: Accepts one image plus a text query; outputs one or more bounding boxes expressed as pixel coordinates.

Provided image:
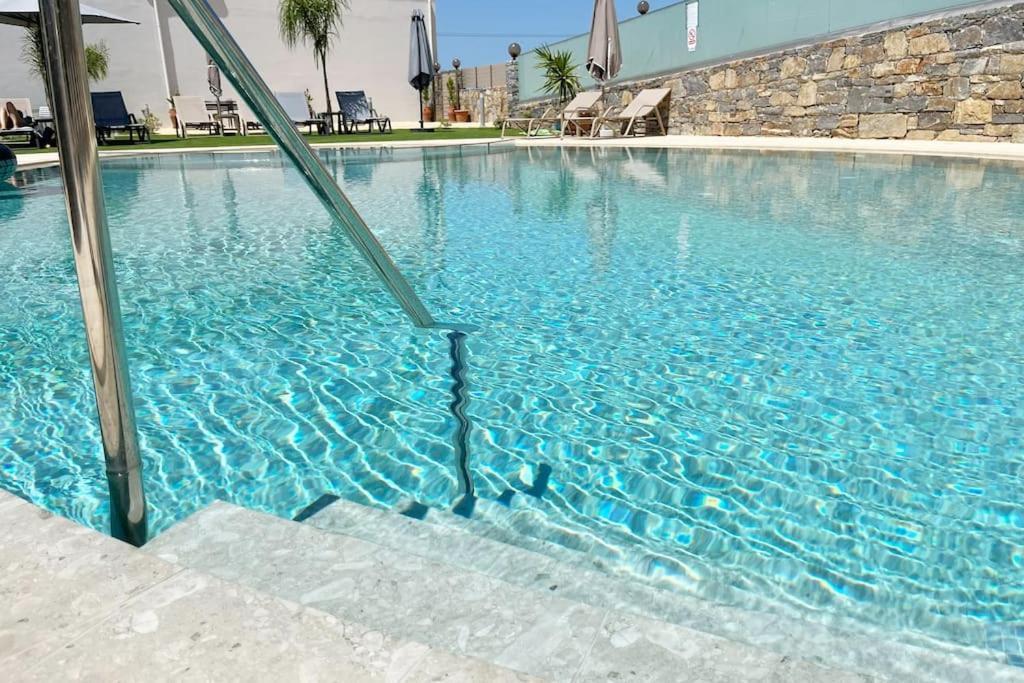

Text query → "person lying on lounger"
[2,101,27,130]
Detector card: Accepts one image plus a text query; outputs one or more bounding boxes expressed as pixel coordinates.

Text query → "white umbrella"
[0,0,137,26]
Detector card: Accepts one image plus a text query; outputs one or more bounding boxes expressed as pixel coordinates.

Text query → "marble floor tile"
[0,493,179,666]
[148,503,602,680]
[15,568,534,682]
[573,611,870,683]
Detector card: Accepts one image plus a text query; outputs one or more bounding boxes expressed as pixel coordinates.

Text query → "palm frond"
[278,0,347,52]
[278,0,349,114]
[22,26,109,83]
[534,45,582,104]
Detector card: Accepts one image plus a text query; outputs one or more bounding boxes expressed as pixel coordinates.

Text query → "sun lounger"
[501,106,556,138]
[335,91,392,134]
[91,91,150,144]
[559,90,604,138]
[173,95,221,138]
[0,98,40,147]
[274,92,327,135]
[591,88,672,137]
[501,90,603,139]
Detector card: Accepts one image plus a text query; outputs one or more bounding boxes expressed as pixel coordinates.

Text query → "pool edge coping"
[14,135,1024,170]
[523,134,1024,162]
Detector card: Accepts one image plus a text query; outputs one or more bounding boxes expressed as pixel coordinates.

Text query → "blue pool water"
[1,146,1023,657]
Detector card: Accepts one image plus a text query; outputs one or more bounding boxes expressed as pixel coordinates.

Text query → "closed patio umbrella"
[585,0,622,82]
[0,0,137,26]
[408,9,433,132]
[208,57,222,115]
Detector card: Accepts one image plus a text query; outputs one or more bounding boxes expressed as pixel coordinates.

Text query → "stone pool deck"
[3,489,1023,681]
[0,490,856,682]
[0,491,525,681]
[14,135,1024,170]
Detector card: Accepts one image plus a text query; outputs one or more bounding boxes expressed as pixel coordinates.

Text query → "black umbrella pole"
[412,88,434,133]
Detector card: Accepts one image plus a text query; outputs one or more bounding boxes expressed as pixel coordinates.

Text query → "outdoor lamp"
[434,61,441,73]
[638,1,650,14]
[508,42,521,61]
[452,58,461,70]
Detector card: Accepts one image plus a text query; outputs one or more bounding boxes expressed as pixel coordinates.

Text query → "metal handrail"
[38,0,460,544]
[166,0,436,330]
[39,0,147,546]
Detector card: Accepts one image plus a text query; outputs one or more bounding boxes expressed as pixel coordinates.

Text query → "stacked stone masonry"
[519,3,1024,141]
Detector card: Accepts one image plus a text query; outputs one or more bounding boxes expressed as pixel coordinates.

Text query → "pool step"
[0,490,525,681]
[381,472,1024,676]
[302,495,1024,683]
[144,501,867,682]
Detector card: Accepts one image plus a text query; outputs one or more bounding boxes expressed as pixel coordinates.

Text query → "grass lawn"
[13,127,518,155]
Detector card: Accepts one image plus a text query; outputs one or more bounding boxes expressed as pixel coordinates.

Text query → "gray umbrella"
[585,0,622,82]
[0,0,136,26]
[409,9,432,130]
[208,57,223,115]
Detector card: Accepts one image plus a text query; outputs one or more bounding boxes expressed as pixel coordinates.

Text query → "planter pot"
[422,105,433,121]
[446,108,456,122]
[454,110,471,123]
[168,108,178,131]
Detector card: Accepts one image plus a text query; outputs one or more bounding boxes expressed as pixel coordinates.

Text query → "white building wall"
[0,0,436,127]
[0,0,167,121]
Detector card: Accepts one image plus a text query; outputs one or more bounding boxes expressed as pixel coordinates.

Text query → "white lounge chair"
[559,90,603,138]
[173,95,220,138]
[502,106,556,138]
[0,98,39,147]
[274,92,327,135]
[592,88,672,137]
[501,90,603,139]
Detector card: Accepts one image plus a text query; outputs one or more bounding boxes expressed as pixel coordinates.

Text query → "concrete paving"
[14,135,1024,172]
[0,490,533,682]
[147,501,869,683]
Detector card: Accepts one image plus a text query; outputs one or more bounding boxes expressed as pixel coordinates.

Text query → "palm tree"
[22,26,109,83]
[534,45,582,104]
[279,0,348,120]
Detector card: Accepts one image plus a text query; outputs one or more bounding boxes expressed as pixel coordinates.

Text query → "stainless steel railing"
[39,0,147,546]
[165,0,436,330]
[39,0,441,545]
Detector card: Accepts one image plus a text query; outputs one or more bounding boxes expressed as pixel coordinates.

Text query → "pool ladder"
[38,0,439,545]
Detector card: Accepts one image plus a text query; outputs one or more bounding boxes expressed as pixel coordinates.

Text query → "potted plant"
[534,45,582,130]
[421,86,433,122]
[142,106,161,137]
[445,76,457,121]
[166,95,178,133]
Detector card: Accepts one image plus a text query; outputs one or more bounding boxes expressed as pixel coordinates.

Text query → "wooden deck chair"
[592,88,672,137]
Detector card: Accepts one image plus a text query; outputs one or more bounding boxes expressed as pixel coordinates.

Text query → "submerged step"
[303,495,1024,683]
[145,501,864,682]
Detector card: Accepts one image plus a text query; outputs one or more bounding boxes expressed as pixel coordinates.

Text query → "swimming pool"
[2,146,1022,661]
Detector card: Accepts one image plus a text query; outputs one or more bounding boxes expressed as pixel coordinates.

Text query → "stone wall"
[461,87,510,126]
[518,2,1024,142]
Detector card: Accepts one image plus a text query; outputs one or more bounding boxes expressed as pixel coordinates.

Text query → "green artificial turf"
[12,127,518,155]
